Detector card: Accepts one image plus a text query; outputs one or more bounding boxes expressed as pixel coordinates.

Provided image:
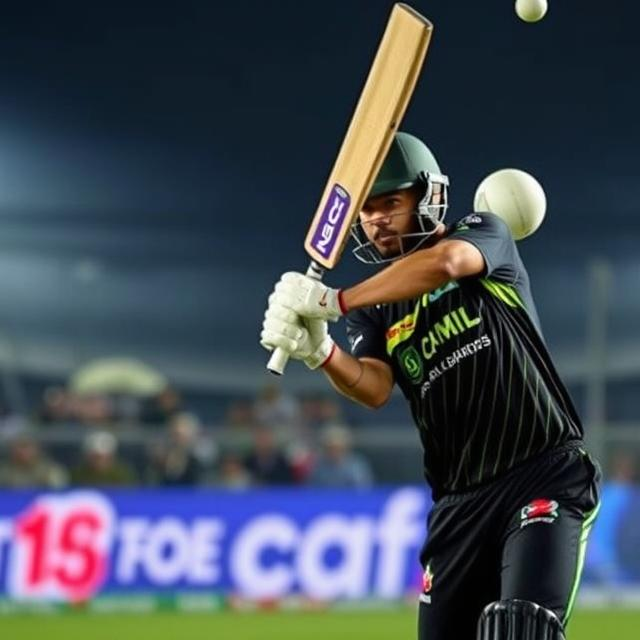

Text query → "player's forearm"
[321,347,390,409]
[341,243,454,310]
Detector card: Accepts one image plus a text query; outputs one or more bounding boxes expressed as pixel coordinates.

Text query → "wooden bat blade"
[303,3,433,269]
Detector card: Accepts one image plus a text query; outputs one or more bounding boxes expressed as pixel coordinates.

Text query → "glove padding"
[272,272,344,321]
[260,302,335,370]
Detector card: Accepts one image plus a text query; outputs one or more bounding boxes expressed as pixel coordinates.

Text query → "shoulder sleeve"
[345,306,391,364]
[448,212,522,283]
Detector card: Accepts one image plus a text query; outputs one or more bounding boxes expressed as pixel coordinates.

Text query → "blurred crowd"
[0,381,375,490]
[1,371,639,492]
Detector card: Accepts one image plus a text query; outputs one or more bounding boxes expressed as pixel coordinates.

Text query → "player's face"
[359,188,421,258]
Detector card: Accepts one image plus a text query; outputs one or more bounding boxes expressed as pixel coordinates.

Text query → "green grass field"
[1,609,638,640]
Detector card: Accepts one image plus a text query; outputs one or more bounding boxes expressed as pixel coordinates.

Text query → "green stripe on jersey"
[563,501,601,626]
[480,278,525,309]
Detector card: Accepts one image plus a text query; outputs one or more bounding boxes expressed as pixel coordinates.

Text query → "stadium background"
[0,1,638,638]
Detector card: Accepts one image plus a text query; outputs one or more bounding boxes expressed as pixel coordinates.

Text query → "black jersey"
[346,213,583,498]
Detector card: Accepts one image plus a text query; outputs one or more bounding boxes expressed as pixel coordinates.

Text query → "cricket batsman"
[260,132,601,640]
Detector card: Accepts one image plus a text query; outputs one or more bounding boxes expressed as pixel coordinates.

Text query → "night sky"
[0,1,638,390]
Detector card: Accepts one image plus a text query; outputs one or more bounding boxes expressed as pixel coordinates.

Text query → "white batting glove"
[260,302,335,370]
[272,272,346,321]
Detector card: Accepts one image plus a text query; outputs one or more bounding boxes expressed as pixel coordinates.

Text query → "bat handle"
[266,348,290,376]
[267,261,325,376]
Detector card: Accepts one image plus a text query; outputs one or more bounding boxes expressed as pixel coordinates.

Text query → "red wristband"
[337,290,348,315]
[320,343,337,368]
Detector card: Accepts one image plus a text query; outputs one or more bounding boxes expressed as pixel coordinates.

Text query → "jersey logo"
[520,499,559,528]
[421,306,481,361]
[422,564,434,593]
[350,334,364,351]
[400,346,424,384]
[386,301,420,355]
[460,214,482,225]
[426,281,459,304]
[419,564,434,604]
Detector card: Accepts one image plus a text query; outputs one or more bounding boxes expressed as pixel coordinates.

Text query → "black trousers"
[418,442,601,640]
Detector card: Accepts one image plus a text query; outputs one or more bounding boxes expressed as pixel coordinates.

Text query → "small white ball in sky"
[515,0,548,23]
[473,169,547,240]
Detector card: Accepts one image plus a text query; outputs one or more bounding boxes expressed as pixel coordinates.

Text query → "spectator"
[72,393,113,427]
[244,425,294,486]
[36,386,116,428]
[308,423,373,488]
[225,400,256,430]
[254,384,301,441]
[147,412,205,486]
[216,451,252,490]
[287,440,315,484]
[0,431,68,488]
[300,395,344,429]
[0,410,30,441]
[140,386,182,426]
[71,431,136,486]
[220,400,257,456]
[38,386,72,424]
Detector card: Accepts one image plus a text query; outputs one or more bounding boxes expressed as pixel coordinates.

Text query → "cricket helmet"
[351,131,449,264]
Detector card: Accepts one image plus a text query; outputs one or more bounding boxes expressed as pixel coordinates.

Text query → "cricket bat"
[268,3,433,375]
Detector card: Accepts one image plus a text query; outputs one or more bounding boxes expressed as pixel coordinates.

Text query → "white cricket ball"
[515,0,548,23]
[473,169,546,240]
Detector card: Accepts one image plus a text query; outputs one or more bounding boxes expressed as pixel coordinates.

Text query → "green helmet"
[370,132,444,198]
[351,131,450,265]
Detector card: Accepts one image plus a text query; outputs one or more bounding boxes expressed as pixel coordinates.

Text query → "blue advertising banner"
[0,488,429,602]
[0,484,638,604]
[583,482,640,585]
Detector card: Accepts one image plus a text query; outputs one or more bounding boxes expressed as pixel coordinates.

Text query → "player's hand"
[260,301,335,370]
[272,272,346,321]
